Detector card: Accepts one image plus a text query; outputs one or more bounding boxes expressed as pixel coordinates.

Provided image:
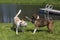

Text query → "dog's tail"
[15,9,21,17]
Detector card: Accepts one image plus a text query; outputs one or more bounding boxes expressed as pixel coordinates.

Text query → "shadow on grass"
[11,26,23,32]
[11,27,49,33]
[26,29,48,32]
[11,25,49,33]
[11,27,16,32]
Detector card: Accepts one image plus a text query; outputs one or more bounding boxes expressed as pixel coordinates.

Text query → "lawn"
[0,0,60,5]
[0,20,60,40]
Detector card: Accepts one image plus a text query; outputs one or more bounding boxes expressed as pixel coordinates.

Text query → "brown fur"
[34,18,53,33]
[26,14,54,33]
[33,13,54,33]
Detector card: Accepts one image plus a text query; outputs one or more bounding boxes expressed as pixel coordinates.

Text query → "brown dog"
[26,14,53,34]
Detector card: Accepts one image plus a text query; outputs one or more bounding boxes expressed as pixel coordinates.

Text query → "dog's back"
[14,16,22,25]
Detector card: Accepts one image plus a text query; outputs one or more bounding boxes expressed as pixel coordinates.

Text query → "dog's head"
[20,19,27,27]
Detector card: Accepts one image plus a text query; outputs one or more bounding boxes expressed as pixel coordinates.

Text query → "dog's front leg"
[16,24,19,35]
[33,28,37,34]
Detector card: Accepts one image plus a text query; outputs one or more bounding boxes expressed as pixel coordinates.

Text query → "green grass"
[0,0,60,5]
[0,20,60,40]
[0,0,60,9]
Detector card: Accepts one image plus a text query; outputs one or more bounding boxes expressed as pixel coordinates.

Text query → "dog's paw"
[32,33,35,35]
[16,32,18,35]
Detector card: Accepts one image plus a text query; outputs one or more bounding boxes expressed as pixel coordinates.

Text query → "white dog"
[13,9,27,35]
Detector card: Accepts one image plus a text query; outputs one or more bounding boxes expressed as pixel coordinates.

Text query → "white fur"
[15,9,21,17]
[14,9,27,35]
[33,28,37,34]
[37,15,40,19]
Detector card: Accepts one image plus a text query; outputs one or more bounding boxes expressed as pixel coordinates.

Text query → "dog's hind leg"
[47,21,53,33]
